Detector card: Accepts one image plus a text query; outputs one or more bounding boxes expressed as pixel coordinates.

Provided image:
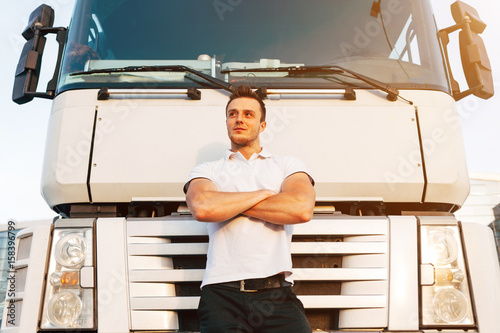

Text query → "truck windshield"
[58,0,449,94]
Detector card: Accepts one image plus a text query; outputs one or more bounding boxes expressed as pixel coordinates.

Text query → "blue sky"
[1,0,499,223]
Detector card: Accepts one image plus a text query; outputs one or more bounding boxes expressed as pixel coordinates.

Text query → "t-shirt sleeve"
[282,156,315,186]
[183,162,214,194]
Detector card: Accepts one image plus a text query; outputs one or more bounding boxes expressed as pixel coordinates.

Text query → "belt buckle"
[240,280,258,293]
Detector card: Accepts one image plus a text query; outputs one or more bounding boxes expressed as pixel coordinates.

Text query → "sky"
[1,0,499,223]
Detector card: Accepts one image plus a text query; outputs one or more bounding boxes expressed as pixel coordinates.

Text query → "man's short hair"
[226,85,266,122]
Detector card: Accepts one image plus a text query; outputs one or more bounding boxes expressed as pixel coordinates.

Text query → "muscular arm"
[243,172,316,225]
[185,178,275,222]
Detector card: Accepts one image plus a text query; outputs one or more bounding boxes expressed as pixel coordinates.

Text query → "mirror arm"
[45,27,68,94]
[438,27,463,100]
[439,17,475,101]
[23,25,68,101]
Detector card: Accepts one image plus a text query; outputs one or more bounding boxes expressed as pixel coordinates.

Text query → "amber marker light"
[61,271,79,286]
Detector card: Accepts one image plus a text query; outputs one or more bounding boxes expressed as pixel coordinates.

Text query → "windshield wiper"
[71,65,234,93]
[221,65,400,102]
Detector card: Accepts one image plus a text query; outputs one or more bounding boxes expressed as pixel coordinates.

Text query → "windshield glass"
[58,0,449,93]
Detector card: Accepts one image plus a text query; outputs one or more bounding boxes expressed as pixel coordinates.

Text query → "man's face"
[226,97,266,148]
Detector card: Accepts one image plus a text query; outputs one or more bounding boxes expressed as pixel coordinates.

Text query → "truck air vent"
[126,215,389,331]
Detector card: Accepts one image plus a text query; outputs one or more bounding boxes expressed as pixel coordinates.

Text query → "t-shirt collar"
[225,147,272,160]
[257,146,272,158]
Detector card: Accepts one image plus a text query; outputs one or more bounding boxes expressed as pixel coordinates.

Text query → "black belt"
[217,273,292,292]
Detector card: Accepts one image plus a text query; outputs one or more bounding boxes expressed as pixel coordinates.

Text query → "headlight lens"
[41,227,94,329]
[432,288,468,323]
[425,229,458,265]
[54,234,87,267]
[47,291,83,327]
[420,225,474,327]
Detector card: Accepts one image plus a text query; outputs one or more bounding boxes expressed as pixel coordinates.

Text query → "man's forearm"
[243,191,315,225]
[188,189,275,222]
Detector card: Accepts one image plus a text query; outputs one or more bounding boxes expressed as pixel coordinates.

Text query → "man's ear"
[260,121,267,133]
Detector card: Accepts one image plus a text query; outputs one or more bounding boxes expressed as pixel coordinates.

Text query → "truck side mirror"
[439,1,494,101]
[12,4,67,105]
[22,4,55,40]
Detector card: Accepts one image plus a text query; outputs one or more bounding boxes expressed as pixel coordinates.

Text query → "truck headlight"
[420,225,474,327]
[40,226,94,329]
[47,291,83,326]
[54,234,87,267]
[425,228,458,265]
[432,287,468,323]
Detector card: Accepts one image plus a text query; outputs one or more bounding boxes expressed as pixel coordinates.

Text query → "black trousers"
[198,283,311,333]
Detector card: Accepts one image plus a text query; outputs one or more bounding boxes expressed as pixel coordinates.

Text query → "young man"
[184,85,315,333]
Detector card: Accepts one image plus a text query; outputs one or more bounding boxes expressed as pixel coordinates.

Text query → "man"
[184,85,315,333]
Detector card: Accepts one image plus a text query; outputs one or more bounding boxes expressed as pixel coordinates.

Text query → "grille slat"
[130,294,386,311]
[129,267,387,283]
[127,216,387,237]
[128,241,386,256]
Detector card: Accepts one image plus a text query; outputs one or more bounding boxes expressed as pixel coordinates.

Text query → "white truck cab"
[2,0,499,332]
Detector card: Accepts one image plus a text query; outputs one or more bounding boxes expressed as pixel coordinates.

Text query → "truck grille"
[126,215,388,331]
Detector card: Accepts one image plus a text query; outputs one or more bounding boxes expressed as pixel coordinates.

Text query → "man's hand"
[243,172,315,225]
[186,178,276,222]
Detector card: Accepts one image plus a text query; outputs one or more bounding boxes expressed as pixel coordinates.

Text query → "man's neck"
[231,143,262,160]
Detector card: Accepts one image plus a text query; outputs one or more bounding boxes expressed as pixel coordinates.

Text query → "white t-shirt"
[185,147,313,287]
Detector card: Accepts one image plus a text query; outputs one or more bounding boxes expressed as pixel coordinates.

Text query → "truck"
[2,0,499,332]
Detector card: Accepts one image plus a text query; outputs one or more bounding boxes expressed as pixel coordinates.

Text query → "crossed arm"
[185,172,316,225]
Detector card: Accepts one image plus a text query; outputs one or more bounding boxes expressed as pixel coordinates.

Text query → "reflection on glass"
[58,0,449,93]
